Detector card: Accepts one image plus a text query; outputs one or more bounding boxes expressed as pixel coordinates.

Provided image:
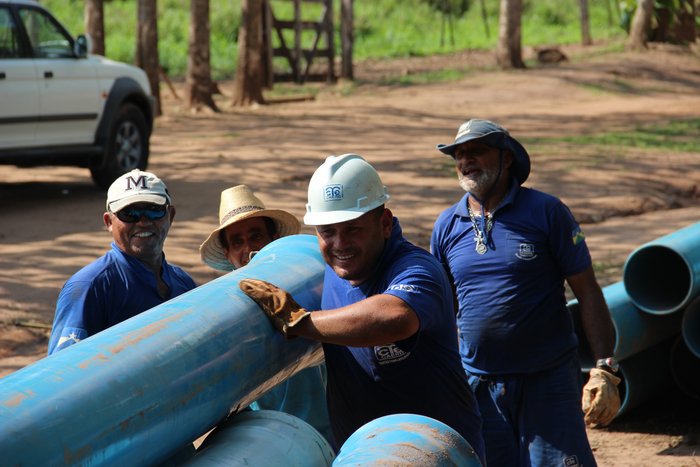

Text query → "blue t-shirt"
[48,242,197,354]
[321,218,484,459]
[431,183,591,375]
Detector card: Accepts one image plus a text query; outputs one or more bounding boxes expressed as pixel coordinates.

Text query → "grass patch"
[556,119,700,152]
[375,68,471,86]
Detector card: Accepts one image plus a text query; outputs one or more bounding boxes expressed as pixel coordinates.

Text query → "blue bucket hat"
[437,119,531,185]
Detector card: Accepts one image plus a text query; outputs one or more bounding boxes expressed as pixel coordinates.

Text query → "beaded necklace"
[467,204,493,254]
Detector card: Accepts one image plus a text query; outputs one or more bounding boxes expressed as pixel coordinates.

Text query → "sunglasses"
[114,205,168,223]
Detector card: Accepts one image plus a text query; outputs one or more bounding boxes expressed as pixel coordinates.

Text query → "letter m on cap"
[125,175,148,191]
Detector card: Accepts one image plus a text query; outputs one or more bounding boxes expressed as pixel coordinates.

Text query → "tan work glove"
[582,368,621,427]
[239,279,310,338]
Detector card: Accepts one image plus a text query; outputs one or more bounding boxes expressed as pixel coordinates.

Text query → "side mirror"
[74,34,91,58]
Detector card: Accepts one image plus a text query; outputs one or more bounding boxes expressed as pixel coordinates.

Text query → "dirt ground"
[1,42,700,465]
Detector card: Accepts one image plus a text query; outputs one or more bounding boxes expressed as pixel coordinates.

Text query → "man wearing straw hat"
[199,184,332,443]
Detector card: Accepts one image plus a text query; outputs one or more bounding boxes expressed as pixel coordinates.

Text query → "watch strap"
[595,357,619,373]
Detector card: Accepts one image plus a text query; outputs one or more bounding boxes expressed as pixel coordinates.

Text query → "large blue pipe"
[186,410,335,466]
[669,337,700,400]
[332,414,482,466]
[623,221,700,315]
[0,234,325,466]
[614,338,675,416]
[568,282,682,369]
[681,296,700,358]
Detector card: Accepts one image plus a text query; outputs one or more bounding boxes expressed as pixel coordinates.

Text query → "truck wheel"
[90,103,150,189]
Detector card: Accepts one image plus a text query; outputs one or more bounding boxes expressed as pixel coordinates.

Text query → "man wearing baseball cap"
[48,170,197,354]
[432,119,619,466]
[198,185,333,444]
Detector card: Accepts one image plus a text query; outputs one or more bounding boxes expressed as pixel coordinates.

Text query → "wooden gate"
[263,0,335,84]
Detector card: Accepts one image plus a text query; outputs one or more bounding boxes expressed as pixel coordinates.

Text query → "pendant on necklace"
[475,241,487,255]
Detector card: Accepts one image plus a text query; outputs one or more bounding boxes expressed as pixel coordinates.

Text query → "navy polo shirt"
[321,218,484,462]
[48,242,197,354]
[431,182,591,375]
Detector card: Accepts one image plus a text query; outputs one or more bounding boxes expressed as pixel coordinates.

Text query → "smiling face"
[104,202,175,270]
[222,217,278,269]
[454,141,512,198]
[315,207,392,286]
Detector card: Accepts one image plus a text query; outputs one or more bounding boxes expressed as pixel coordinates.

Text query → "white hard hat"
[304,154,390,226]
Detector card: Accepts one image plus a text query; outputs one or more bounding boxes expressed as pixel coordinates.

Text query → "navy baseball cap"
[437,118,531,185]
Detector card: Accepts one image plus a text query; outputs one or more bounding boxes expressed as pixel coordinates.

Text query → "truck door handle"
[44,71,53,78]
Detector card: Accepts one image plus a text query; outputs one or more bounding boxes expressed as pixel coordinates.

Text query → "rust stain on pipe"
[77,309,193,369]
[2,389,35,407]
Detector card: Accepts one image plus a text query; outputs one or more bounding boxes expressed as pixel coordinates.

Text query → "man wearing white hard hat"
[198,185,332,444]
[239,154,486,462]
[49,169,196,354]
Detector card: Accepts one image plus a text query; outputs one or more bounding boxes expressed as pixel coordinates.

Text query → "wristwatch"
[595,357,619,374]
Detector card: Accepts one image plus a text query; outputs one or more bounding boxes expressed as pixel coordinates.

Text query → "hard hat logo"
[324,184,343,201]
[304,153,390,226]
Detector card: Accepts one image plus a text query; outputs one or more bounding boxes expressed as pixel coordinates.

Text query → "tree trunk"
[186,0,218,112]
[84,0,105,56]
[579,0,592,45]
[674,0,696,43]
[627,0,654,50]
[136,0,161,116]
[496,0,525,69]
[232,0,265,106]
[340,0,354,79]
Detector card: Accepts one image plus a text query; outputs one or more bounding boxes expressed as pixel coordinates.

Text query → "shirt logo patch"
[388,284,417,293]
[55,327,88,352]
[323,184,343,201]
[515,243,537,260]
[375,344,410,365]
[563,455,580,467]
[572,227,586,245]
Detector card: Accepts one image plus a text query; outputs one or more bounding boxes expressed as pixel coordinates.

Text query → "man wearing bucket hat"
[431,118,619,466]
[199,184,333,444]
[239,154,486,463]
[48,169,196,354]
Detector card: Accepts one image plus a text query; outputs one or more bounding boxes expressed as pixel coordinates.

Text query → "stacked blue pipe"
[568,282,682,370]
[570,220,700,417]
[186,410,335,466]
[623,221,700,315]
[332,414,482,466]
[0,234,326,466]
[682,296,700,358]
[622,221,700,399]
[669,337,700,400]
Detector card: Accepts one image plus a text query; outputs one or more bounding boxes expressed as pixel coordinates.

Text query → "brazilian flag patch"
[572,227,586,245]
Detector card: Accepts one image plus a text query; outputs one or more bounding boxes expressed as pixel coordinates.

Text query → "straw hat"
[199,185,300,271]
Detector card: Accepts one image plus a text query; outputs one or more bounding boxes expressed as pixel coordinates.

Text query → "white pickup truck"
[0,0,155,188]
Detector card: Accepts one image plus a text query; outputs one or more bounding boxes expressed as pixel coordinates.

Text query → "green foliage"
[42,0,240,79]
[40,0,626,80]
